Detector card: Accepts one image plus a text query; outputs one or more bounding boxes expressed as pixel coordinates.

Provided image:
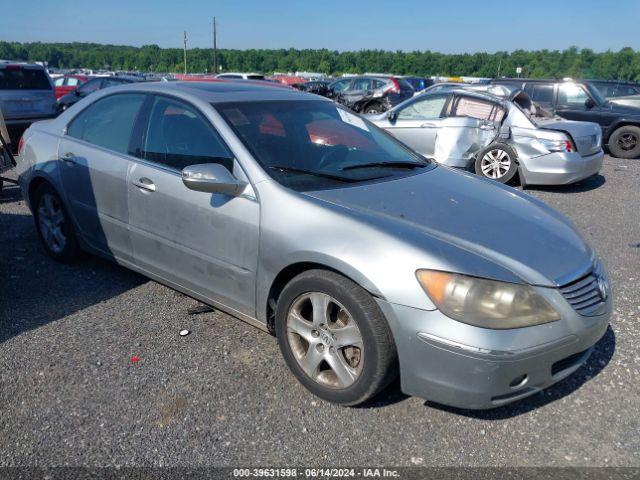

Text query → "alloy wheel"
[286,292,364,389]
[480,148,511,179]
[617,133,638,151]
[38,193,67,254]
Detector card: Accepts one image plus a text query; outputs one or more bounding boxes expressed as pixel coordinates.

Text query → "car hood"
[304,167,593,287]
[603,102,640,116]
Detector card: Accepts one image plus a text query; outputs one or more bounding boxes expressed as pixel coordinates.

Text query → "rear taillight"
[539,138,575,153]
[564,139,576,152]
[18,136,25,155]
[385,78,401,94]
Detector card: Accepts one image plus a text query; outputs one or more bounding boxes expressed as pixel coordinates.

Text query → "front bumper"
[376,287,611,409]
[518,149,604,186]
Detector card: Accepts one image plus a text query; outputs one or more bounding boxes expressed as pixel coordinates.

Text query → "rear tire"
[275,269,397,406]
[608,125,640,159]
[474,143,518,184]
[32,182,82,263]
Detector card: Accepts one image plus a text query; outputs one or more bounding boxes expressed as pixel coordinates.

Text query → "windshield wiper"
[269,165,359,183]
[342,161,427,171]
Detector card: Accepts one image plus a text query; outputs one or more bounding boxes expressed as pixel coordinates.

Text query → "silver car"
[370,88,604,185]
[16,82,611,409]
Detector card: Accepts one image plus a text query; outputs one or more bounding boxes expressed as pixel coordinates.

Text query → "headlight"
[416,269,560,329]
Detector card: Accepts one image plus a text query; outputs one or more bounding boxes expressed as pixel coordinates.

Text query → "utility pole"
[183,30,188,74]
[212,17,218,75]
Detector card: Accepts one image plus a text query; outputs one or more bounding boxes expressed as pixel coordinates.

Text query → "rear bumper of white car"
[519,149,604,186]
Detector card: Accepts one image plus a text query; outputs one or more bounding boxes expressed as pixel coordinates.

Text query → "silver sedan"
[16,82,611,408]
[369,89,604,186]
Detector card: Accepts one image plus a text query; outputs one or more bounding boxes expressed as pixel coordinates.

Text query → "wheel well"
[266,262,352,333]
[27,176,49,206]
[362,100,383,112]
[605,122,640,142]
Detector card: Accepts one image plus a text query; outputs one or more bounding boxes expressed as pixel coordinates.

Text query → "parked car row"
[16,80,612,409]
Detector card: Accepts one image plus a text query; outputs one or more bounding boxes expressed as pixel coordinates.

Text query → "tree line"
[1,42,639,80]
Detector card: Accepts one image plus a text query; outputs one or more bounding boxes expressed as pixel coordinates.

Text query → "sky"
[1,0,639,53]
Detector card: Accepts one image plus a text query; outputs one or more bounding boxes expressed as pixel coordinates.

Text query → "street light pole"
[183,30,188,74]
[212,17,218,75]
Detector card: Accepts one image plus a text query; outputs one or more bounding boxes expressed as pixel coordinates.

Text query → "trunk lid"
[536,118,602,156]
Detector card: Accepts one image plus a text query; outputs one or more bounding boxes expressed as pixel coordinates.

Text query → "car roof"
[587,79,640,86]
[110,80,326,104]
[0,61,47,70]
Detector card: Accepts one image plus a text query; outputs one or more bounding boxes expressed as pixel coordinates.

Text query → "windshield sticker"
[223,108,250,126]
[337,109,369,132]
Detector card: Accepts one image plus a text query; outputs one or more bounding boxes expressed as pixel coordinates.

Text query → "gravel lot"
[1,155,638,467]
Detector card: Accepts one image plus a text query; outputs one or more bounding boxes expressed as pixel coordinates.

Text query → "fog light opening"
[509,374,528,389]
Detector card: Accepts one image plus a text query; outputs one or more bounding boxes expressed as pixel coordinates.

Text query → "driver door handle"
[420,122,437,128]
[132,177,156,192]
[61,152,77,165]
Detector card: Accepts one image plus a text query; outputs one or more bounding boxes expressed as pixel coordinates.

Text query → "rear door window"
[67,93,146,155]
[530,84,554,104]
[0,68,51,90]
[451,96,505,121]
[350,78,372,91]
[141,95,233,172]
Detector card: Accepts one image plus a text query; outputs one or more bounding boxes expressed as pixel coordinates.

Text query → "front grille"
[559,271,605,316]
[551,348,591,376]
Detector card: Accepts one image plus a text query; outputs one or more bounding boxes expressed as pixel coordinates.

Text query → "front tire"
[363,103,384,114]
[608,125,640,159]
[275,270,397,406]
[33,182,82,263]
[474,143,518,184]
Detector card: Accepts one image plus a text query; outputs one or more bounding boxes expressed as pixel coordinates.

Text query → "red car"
[53,74,89,99]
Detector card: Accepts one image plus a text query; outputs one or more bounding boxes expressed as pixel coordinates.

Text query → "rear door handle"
[480,124,495,130]
[132,177,156,192]
[420,123,437,128]
[61,152,77,164]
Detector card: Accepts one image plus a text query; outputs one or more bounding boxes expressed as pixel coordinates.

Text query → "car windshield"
[215,100,434,191]
[585,82,607,105]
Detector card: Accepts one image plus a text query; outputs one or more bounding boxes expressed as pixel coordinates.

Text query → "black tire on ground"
[474,142,519,184]
[363,103,384,114]
[275,269,398,406]
[32,182,82,263]
[608,125,640,159]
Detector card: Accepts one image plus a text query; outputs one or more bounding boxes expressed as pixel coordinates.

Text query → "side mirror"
[387,110,398,122]
[182,163,247,196]
[585,98,596,109]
